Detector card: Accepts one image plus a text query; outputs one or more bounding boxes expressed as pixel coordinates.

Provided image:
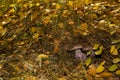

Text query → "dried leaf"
[31,27,37,33]
[87,64,96,76]
[100,61,106,66]
[9,8,15,13]
[110,45,118,55]
[110,45,116,53]
[84,0,92,5]
[96,65,105,73]
[113,58,120,63]
[108,64,118,72]
[43,17,51,24]
[56,4,61,9]
[37,54,49,60]
[80,23,88,31]
[100,72,112,77]
[95,49,102,55]
[93,44,99,50]
[85,57,92,66]
[115,70,120,75]
[96,61,105,73]
[53,39,60,53]
[32,33,39,39]
[67,1,73,7]
[25,76,36,80]
[112,39,120,44]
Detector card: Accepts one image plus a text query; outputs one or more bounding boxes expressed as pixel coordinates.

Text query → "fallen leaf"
[87,64,96,76]
[110,45,118,55]
[96,61,105,73]
[100,72,112,77]
[25,76,36,80]
[53,39,60,53]
[108,64,118,72]
[96,65,105,73]
[37,54,49,60]
[115,70,120,75]
[113,58,120,63]
[85,57,92,66]
[93,44,99,50]
[95,45,103,55]
[32,33,39,39]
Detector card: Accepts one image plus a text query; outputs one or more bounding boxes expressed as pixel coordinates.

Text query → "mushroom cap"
[69,45,83,51]
[68,45,92,51]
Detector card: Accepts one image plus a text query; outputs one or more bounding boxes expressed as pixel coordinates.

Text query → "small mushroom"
[67,45,94,61]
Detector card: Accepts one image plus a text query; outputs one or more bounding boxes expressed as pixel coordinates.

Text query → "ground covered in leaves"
[0,0,120,80]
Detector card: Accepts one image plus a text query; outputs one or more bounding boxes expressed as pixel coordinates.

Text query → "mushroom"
[68,45,94,61]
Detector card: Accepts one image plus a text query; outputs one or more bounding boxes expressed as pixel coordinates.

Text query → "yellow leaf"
[112,48,118,55]
[58,77,66,80]
[58,23,64,28]
[37,54,49,60]
[9,4,16,7]
[93,44,99,50]
[112,39,120,44]
[95,49,102,55]
[17,0,22,3]
[110,45,118,55]
[108,64,118,72]
[115,70,120,75]
[32,33,39,39]
[53,39,60,53]
[113,58,120,63]
[0,28,7,36]
[85,57,92,66]
[36,2,40,6]
[0,26,4,31]
[31,27,37,33]
[110,45,115,53]
[87,64,96,76]
[56,4,61,9]
[99,61,106,66]
[80,23,88,31]
[100,72,112,77]
[25,76,36,80]
[84,0,92,5]
[9,8,15,13]
[96,65,105,73]
[31,11,38,21]
[67,1,73,7]
[43,17,51,25]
